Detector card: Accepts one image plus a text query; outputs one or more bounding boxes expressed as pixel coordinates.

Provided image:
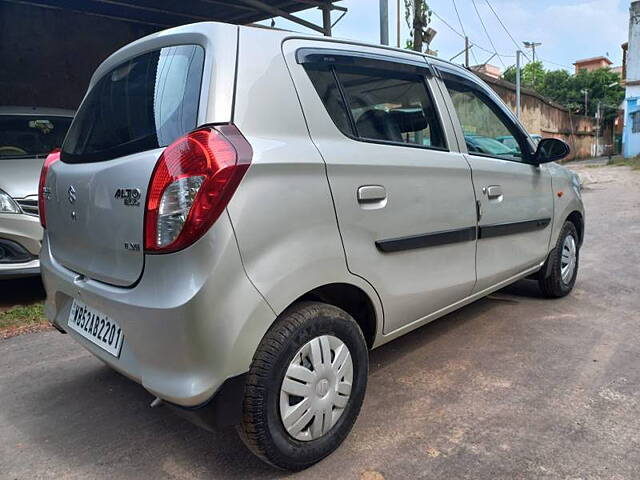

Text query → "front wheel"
[238,301,368,471]
[538,221,580,297]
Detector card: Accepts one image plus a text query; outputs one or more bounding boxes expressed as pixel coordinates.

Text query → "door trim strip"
[375,226,477,253]
[478,218,551,239]
[375,217,551,253]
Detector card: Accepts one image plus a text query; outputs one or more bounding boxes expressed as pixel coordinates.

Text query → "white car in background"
[0,107,73,278]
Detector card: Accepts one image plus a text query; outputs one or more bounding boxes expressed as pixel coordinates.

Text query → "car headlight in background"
[0,189,22,214]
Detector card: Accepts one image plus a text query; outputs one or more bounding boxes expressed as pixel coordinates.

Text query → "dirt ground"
[1,162,639,479]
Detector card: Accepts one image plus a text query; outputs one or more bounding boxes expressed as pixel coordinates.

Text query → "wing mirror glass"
[533,138,571,164]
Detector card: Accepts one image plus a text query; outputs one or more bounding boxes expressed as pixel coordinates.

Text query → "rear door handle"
[485,185,503,199]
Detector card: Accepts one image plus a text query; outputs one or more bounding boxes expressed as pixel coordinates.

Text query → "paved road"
[2,164,640,479]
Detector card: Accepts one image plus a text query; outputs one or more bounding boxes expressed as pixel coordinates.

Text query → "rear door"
[46,43,207,286]
[284,41,478,334]
[440,69,553,291]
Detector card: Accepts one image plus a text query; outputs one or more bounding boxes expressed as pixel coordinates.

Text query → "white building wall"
[624,1,640,157]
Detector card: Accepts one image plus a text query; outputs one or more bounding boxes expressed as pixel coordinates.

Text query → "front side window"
[304,60,446,150]
[0,115,72,160]
[62,44,205,163]
[444,77,528,162]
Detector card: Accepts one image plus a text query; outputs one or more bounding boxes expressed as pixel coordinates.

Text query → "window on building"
[632,111,640,133]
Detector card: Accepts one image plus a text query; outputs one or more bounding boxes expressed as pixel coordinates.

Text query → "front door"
[440,70,553,291]
[284,41,478,334]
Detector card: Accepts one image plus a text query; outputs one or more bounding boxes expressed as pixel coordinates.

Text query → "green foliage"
[0,303,45,329]
[607,155,640,170]
[502,63,624,121]
[503,61,546,91]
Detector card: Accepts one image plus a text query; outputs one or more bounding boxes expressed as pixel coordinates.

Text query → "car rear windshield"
[0,115,72,160]
[62,44,205,163]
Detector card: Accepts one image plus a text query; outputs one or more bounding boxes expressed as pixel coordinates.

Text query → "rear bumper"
[166,372,248,430]
[41,212,275,408]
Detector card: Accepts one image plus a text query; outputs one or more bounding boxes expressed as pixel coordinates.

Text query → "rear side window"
[62,45,205,163]
[304,62,446,150]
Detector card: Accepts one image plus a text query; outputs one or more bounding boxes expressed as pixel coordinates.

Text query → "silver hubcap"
[279,335,353,441]
[561,234,577,284]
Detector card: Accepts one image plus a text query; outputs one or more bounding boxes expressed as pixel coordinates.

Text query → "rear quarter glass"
[62,44,205,163]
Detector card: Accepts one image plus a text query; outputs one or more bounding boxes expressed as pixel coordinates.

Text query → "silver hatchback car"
[41,23,584,470]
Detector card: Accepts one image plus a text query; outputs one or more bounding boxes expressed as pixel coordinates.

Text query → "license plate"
[67,299,124,357]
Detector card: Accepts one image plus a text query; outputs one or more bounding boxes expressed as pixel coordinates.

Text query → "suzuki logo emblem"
[68,185,77,204]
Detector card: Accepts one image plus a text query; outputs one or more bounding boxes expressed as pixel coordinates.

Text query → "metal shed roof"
[7,0,345,34]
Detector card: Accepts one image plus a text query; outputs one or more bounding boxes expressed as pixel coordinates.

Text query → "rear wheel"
[238,302,368,471]
[538,221,580,297]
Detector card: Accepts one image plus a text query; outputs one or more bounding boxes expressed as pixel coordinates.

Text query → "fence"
[477,73,602,161]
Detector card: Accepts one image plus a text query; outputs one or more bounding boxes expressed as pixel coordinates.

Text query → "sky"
[258,0,630,73]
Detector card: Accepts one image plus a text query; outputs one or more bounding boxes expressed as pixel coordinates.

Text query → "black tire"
[237,301,368,471]
[538,221,580,298]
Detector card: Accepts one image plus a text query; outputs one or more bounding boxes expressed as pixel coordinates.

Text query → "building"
[574,56,613,74]
[623,1,640,158]
[471,64,501,79]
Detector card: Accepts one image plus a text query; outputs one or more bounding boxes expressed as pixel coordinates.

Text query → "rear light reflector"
[144,125,252,253]
[39,149,61,228]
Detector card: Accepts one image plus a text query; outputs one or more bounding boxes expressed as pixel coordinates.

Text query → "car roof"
[0,106,75,117]
[106,21,470,77]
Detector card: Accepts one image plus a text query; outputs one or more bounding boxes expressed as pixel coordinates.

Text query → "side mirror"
[533,138,570,164]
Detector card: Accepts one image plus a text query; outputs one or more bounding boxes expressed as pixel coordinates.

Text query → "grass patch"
[607,156,640,170]
[0,303,46,330]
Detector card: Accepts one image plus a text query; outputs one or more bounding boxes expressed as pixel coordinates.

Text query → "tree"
[502,63,624,121]
[404,0,432,52]
[503,61,546,91]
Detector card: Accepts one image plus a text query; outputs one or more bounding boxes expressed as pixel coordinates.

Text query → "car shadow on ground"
[12,278,543,479]
[0,276,45,309]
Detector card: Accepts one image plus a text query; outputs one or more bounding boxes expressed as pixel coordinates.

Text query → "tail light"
[144,125,252,253]
[39,149,61,228]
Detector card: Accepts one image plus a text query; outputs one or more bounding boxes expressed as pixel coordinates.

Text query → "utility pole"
[523,41,542,84]
[465,36,470,67]
[596,101,601,156]
[380,0,389,45]
[396,0,401,47]
[516,50,522,119]
[581,89,589,116]
[523,41,541,62]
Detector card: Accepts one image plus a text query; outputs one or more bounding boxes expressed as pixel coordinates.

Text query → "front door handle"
[485,185,503,200]
[357,185,387,209]
[358,185,387,202]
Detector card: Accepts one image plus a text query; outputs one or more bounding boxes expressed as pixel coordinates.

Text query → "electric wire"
[483,0,532,62]
[471,0,507,68]
[431,9,515,59]
[451,0,480,65]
